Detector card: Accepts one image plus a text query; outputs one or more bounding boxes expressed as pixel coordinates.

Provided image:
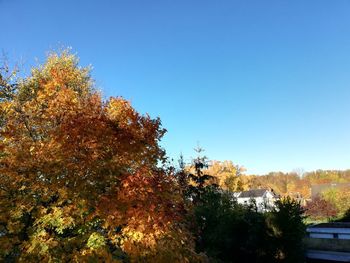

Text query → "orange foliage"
[0,51,199,262]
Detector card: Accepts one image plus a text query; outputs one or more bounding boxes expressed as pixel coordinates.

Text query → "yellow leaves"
[107,97,137,131]
[87,232,106,249]
[120,227,203,263]
[36,207,75,235]
[322,188,350,216]
[10,205,26,219]
[25,229,51,255]
[0,101,14,113]
[29,146,35,154]
[29,49,92,97]
[7,220,22,234]
[121,228,145,243]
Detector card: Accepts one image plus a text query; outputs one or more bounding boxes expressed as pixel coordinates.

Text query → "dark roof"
[238,189,269,198]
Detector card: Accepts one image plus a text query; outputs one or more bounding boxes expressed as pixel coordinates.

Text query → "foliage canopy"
[0,51,199,262]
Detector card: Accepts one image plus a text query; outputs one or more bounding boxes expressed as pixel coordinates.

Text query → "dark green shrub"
[193,188,276,263]
[268,197,306,263]
[337,208,350,222]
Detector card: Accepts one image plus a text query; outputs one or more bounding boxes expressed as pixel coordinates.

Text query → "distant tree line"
[200,161,350,221]
[200,161,350,199]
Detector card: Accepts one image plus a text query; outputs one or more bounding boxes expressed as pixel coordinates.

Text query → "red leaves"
[305,196,338,220]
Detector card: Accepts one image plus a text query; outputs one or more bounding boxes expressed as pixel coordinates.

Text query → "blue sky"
[2,0,350,174]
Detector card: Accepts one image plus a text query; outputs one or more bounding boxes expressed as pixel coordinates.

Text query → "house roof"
[238,189,267,198]
[234,189,277,198]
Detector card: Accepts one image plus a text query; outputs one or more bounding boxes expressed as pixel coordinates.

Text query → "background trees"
[201,162,350,200]
[205,160,249,191]
[322,188,350,216]
[187,185,306,263]
[176,150,306,263]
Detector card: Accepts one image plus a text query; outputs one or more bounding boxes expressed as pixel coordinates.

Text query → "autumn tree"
[204,160,249,191]
[304,196,338,220]
[0,51,200,262]
[322,188,350,217]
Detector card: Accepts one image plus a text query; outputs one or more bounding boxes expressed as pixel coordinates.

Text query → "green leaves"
[87,233,106,249]
[36,207,75,235]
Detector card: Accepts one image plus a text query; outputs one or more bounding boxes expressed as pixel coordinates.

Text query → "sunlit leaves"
[87,232,106,249]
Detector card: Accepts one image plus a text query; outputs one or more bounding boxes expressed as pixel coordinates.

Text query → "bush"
[268,197,306,263]
[337,209,350,222]
[192,188,276,263]
[191,191,307,263]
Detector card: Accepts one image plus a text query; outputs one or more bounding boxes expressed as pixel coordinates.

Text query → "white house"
[233,189,279,212]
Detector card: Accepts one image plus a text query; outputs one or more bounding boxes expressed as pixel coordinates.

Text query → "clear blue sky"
[2,0,350,174]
